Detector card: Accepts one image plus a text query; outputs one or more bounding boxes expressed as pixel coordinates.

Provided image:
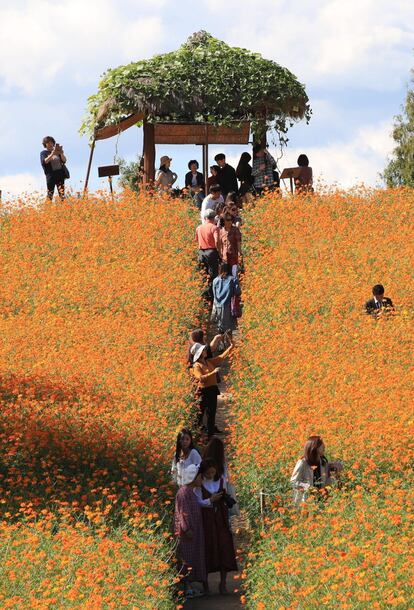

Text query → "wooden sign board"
[154,122,250,145]
[280,167,302,179]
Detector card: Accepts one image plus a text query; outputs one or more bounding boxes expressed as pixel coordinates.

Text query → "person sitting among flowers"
[365,284,395,317]
[290,435,343,504]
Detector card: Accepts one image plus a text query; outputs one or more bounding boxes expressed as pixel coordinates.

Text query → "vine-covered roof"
[81,31,311,137]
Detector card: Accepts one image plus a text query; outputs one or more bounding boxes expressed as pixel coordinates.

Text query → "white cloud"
[273,120,394,189]
[0,173,43,198]
[0,1,166,94]
[205,0,414,90]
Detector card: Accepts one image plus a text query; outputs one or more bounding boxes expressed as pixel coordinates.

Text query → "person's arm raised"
[210,343,234,365]
[192,363,220,382]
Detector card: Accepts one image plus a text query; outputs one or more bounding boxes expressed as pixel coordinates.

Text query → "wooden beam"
[143,121,155,184]
[83,139,96,194]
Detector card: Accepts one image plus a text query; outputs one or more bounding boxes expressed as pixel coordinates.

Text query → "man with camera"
[40,136,69,200]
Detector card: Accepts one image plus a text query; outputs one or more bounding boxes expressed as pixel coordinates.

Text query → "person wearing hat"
[155,155,178,192]
[191,340,234,437]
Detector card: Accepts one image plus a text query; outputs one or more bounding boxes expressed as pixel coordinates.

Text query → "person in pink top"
[196,209,221,300]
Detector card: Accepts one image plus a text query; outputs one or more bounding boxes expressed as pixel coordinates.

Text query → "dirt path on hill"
[185,329,249,610]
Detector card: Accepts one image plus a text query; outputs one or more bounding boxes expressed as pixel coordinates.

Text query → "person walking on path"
[290,435,343,505]
[191,341,234,437]
[171,429,202,487]
[187,329,224,369]
[174,470,208,598]
[215,154,238,198]
[194,458,238,594]
[40,136,68,200]
[219,213,242,277]
[200,185,224,222]
[196,209,221,300]
[212,263,242,335]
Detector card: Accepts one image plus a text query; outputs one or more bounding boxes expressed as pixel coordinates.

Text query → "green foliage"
[383,79,414,187]
[117,155,142,193]
[81,31,310,139]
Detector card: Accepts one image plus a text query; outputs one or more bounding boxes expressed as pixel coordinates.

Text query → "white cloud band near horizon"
[0,0,412,196]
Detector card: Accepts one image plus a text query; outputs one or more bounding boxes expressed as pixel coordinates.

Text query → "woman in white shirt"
[171,429,202,487]
[290,435,343,504]
[194,458,237,594]
[155,156,178,193]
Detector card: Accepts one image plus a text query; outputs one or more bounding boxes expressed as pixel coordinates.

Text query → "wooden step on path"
[185,331,247,610]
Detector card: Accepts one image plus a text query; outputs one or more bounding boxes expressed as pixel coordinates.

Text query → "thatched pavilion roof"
[81,31,311,139]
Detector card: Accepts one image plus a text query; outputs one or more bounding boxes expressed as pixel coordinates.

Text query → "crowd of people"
[154,150,314,202]
[39,137,314,200]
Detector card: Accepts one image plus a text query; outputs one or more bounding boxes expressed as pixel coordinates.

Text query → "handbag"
[226,482,240,517]
[231,293,242,318]
[62,163,70,180]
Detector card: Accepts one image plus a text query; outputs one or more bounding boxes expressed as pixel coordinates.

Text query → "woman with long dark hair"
[290,435,343,504]
[202,437,228,482]
[194,458,238,594]
[171,429,202,487]
[236,152,254,199]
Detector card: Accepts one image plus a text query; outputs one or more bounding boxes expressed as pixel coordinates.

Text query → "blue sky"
[1,0,414,198]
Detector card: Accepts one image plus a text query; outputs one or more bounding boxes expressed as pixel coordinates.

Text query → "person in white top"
[290,435,343,504]
[171,429,202,487]
[193,458,238,594]
[200,185,224,222]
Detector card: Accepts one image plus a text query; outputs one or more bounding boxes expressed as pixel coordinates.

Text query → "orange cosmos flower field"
[231,188,414,609]
[0,191,201,609]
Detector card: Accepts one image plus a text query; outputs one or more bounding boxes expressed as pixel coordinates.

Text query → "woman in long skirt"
[194,458,238,594]
[174,471,208,598]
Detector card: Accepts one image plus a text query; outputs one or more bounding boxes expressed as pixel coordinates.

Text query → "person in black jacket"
[214,153,238,198]
[185,160,205,208]
[236,152,254,200]
[365,284,394,316]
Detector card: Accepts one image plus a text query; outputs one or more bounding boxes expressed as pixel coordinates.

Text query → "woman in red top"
[219,213,242,274]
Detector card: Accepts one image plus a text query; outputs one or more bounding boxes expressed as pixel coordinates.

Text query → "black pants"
[200,386,220,436]
[46,170,65,200]
[198,249,219,298]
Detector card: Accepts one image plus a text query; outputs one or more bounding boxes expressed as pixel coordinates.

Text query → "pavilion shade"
[153,122,250,145]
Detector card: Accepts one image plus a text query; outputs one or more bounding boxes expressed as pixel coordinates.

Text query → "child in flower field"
[290,435,343,504]
[171,428,202,487]
[174,470,208,598]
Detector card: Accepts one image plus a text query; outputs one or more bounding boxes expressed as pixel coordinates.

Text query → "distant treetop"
[81,31,311,140]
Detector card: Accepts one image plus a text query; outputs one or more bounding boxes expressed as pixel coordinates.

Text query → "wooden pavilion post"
[143,120,155,184]
[83,138,96,195]
[203,125,209,195]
